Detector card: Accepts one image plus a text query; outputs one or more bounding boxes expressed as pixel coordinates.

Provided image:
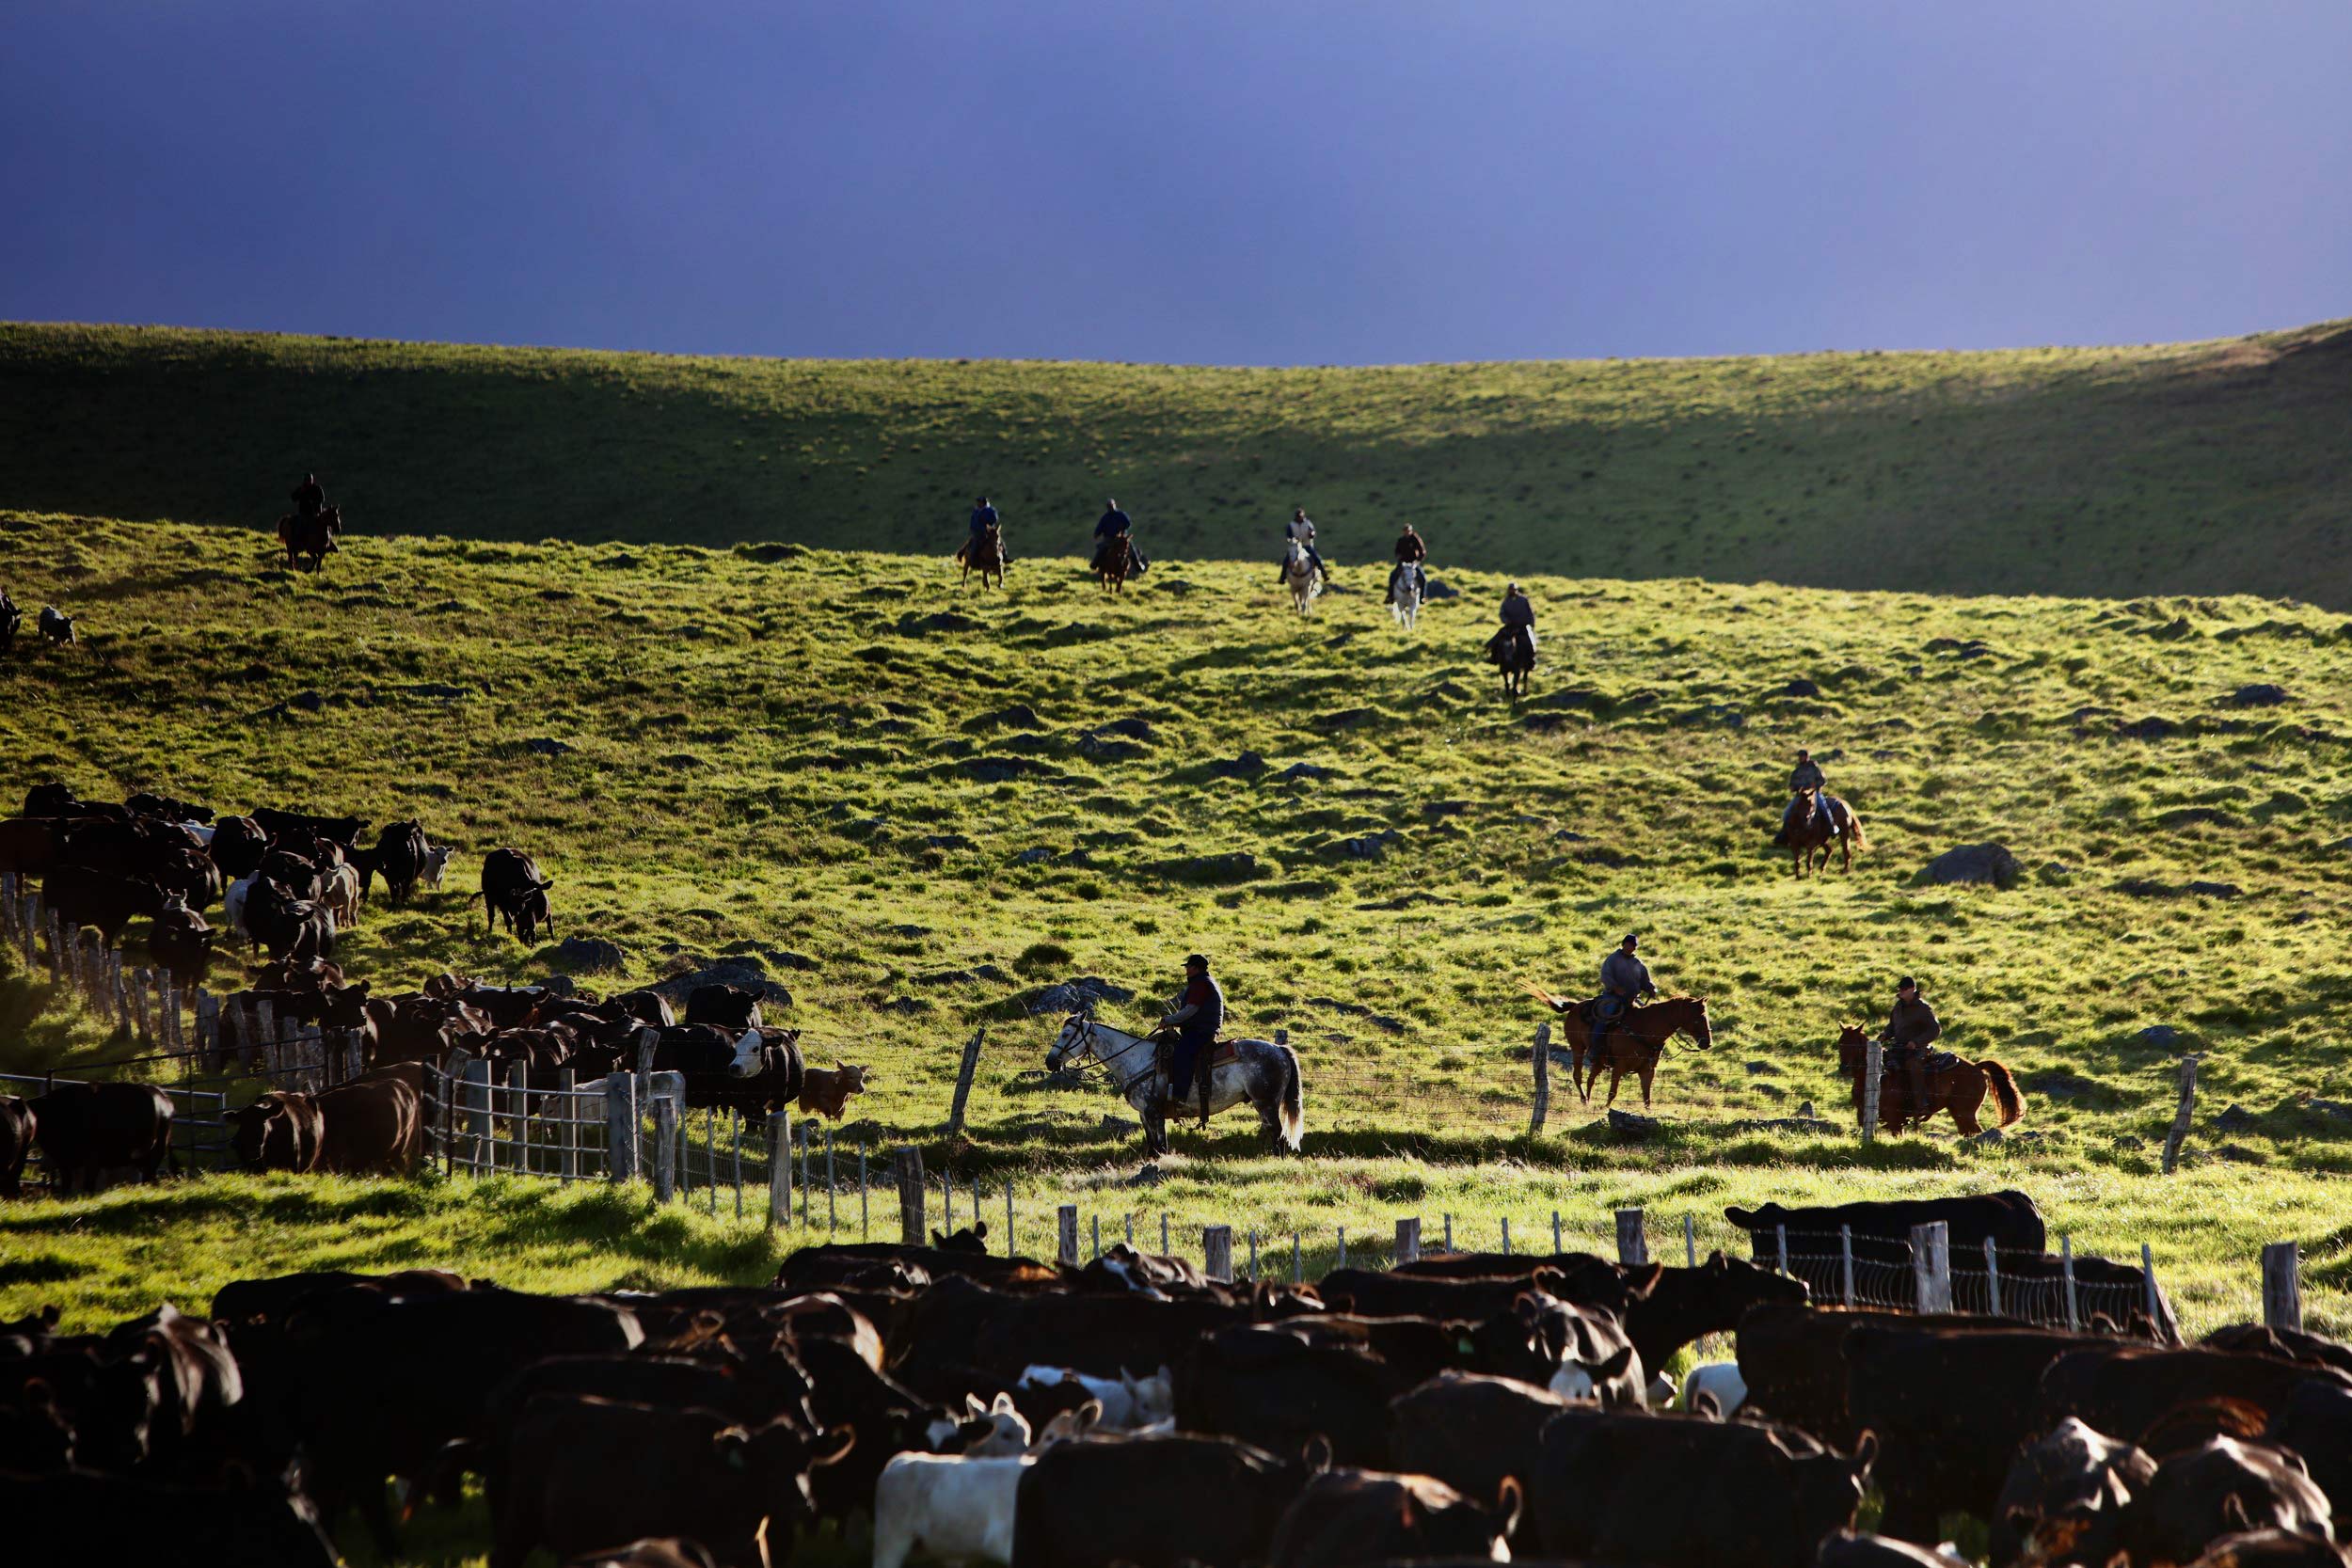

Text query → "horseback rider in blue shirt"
[964,496,1006,565]
[1094,499,1147,576]
[1156,952,1224,1125]
[1592,933,1656,1053]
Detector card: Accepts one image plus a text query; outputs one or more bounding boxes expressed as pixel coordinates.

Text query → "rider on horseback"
[1776,748,1828,844]
[291,472,326,518]
[1155,953,1223,1126]
[1387,524,1427,605]
[1093,499,1147,576]
[1486,583,1536,664]
[961,496,1005,566]
[1592,933,1656,1052]
[1879,975,1941,1119]
[1277,508,1327,588]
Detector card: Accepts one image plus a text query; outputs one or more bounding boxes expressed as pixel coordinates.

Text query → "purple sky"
[6,3,2347,365]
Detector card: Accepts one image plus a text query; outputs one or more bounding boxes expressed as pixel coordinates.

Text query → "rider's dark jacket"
[1501,593,1534,628]
[1394,532,1427,564]
[1883,995,1941,1048]
[1096,508,1131,540]
[1168,974,1225,1045]
[970,504,999,537]
[1599,949,1653,999]
[292,480,325,516]
[1790,759,1825,794]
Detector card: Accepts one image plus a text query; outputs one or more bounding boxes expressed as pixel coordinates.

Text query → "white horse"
[1282,539,1322,616]
[1390,562,1423,631]
[1046,1014,1304,1157]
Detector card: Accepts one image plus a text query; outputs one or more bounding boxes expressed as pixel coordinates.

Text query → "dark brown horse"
[276,506,342,572]
[960,523,1005,590]
[1525,985,1713,1108]
[1836,1024,2023,1135]
[1094,533,1135,593]
[1782,790,1866,877]
[1494,626,1534,700]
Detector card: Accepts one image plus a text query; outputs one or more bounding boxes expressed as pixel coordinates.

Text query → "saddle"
[1151,1033,1233,1124]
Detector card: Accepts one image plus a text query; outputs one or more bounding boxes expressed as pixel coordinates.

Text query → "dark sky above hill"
[7,3,2348,366]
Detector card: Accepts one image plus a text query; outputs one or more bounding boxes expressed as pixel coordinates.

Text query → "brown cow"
[0,1095,34,1196]
[227,1091,326,1173]
[799,1062,870,1119]
[314,1078,421,1174]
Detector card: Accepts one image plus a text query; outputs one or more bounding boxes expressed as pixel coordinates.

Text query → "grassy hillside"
[4,512,2351,1330]
[4,318,2350,604]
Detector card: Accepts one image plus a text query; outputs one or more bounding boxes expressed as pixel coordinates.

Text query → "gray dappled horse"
[1282,540,1322,616]
[1390,562,1423,631]
[1047,1014,1305,1157]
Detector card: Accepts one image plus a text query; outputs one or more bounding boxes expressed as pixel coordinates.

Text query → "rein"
[1062,1018,1160,1097]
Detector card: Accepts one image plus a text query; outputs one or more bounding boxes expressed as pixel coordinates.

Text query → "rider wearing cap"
[291,472,326,518]
[962,496,1005,565]
[1593,932,1656,1052]
[1778,748,1828,842]
[1094,499,1145,576]
[1157,952,1225,1124]
[1487,582,1536,663]
[1277,508,1327,587]
[1879,975,1942,1118]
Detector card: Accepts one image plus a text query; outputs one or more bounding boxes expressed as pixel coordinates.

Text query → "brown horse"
[1492,626,1534,700]
[1094,534,1135,593]
[960,524,1005,590]
[1835,1024,2023,1135]
[1525,985,1713,1108]
[276,506,342,572]
[1781,790,1866,877]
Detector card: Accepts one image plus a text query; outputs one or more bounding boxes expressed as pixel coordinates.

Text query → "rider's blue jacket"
[970,504,999,536]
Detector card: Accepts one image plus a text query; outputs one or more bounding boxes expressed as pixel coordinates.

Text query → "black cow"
[2211,1323,2352,1381]
[1725,1192,2046,1283]
[125,791,215,824]
[2119,1438,2334,1568]
[612,989,676,1027]
[1269,1465,1519,1566]
[1628,1251,1810,1375]
[38,605,77,644]
[2189,1531,2352,1568]
[2267,1379,2352,1536]
[792,1331,991,1523]
[0,1338,167,1471]
[0,1469,337,1567]
[40,864,167,944]
[570,1541,723,1568]
[1533,1407,1869,1568]
[209,816,270,880]
[363,820,427,904]
[102,1303,246,1478]
[486,1393,849,1568]
[208,1268,469,1324]
[1390,1370,1578,1520]
[2037,1347,2352,1449]
[1844,1324,2105,1540]
[0,1095,34,1196]
[250,887,334,965]
[1013,1433,1311,1568]
[477,1350,818,1475]
[250,808,366,847]
[1817,1531,1976,1568]
[682,983,762,1030]
[148,893,215,991]
[475,847,555,942]
[1735,1305,2030,1447]
[1318,1263,1643,1322]
[23,781,82,816]
[0,588,18,655]
[27,1083,173,1194]
[1993,1417,2157,1568]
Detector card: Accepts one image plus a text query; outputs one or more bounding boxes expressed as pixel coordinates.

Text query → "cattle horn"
[1493,1476,1524,1536]
[1300,1433,1333,1474]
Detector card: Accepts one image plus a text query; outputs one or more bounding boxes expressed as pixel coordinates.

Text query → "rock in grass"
[1166,851,1264,884]
[2185,879,2243,899]
[653,954,793,1006]
[524,736,573,756]
[965,702,1041,731]
[552,935,628,974]
[2227,683,2291,707]
[1012,847,1057,864]
[1204,751,1269,778]
[1025,976,1136,1015]
[1422,576,1459,599]
[2115,716,2179,740]
[1916,843,2023,890]
[1778,678,1823,698]
[2216,1103,2256,1132]
[2136,1025,2182,1049]
[1277,762,1333,782]
[1607,1108,1661,1140]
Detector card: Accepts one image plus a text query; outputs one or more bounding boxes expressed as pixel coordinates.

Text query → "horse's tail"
[1980,1058,2024,1127]
[1276,1043,1305,1153]
[1844,807,1868,852]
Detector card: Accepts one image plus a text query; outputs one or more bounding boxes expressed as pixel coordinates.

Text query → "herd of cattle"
[3,1192,2349,1568]
[0,782,874,1196]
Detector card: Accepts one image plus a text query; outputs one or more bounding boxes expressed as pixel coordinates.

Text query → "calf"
[228,1091,326,1173]
[1684,1360,1748,1415]
[419,843,454,891]
[875,1451,1034,1568]
[0,588,16,654]
[365,820,428,904]
[487,1394,850,1568]
[1017,1364,1173,1430]
[1992,1418,2157,1568]
[1012,1433,1310,1568]
[1268,1465,1519,1567]
[1534,1407,1869,1568]
[2118,1438,2334,1568]
[320,862,360,929]
[148,894,215,991]
[798,1061,871,1120]
[0,1095,34,1196]
[28,1082,174,1194]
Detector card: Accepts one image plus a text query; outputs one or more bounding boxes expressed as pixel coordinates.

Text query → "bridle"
[1054,1015,1159,1097]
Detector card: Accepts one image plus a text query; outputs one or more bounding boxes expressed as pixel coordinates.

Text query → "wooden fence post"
[2161,1056,2198,1174]
[558,1069,578,1179]
[1002,1180,1011,1256]
[1395,1216,1421,1266]
[828,1128,838,1231]
[1684,1213,1697,1268]
[1337,1227,1347,1268]
[1204,1225,1233,1282]
[1860,1040,1883,1144]
[2061,1234,2079,1331]
[1985,1236,2003,1316]
[2141,1243,2161,1337]
[2263,1242,2302,1331]
[1501,1217,1510,1256]
[1777,1224,1789,1277]
[1292,1231,1302,1284]
[131,968,152,1045]
[1840,1225,1855,1307]
[1615,1209,1649,1267]
[1530,1021,1551,1135]
[1911,1221,1952,1312]
[894,1146,925,1244]
[766,1112,789,1226]
[1057,1205,1078,1267]
[461,1058,491,1172]
[946,1026,987,1136]
[506,1060,529,1173]
[606,1073,638,1182]
[859,1143,868,1238]
[652,1096,677,1202]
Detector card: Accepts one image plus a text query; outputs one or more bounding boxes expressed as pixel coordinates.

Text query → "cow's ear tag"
[1456,1335,1476,1355]
[726,1449,747,1471]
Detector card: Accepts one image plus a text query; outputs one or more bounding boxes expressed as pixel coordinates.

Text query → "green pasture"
[1,512,2349,1331]
[4,317,2350,604]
